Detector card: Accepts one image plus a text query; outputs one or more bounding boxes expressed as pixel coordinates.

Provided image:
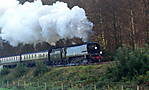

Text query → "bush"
[33,62,49,77]
[12,63,28,78]
[0,64,28,83]
[0,67,10,76]
[102,49,114,61]
[107,45,149,82]
[137,71,149,84]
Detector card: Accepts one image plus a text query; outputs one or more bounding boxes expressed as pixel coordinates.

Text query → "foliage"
[0,63,29,84]
[102,49,114,61]
[137,71,149,84]
[107,45,149,82]
[12,63,28,78]
[0,67,10,76]
[33,62,49,77]
[0,61,148,89]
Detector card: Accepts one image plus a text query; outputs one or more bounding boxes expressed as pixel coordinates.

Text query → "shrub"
[0,67,10,76]
[107,45,149,82]
[12,63,28,78]
[33,62,49,77]
[0,64,28,83]
[102,49,114,61]
[137,71,149,84]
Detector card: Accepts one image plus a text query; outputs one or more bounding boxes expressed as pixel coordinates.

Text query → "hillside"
[0,45,149,89]
[0,60,149,90]
[0,62,115,89]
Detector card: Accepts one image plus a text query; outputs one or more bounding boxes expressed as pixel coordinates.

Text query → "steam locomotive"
[0,42,102,67]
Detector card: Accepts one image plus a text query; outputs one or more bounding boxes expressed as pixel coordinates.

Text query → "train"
[0,42,102,67]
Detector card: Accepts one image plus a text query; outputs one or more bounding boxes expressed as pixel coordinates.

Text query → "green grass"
[0,62,113,89]
[1,62,148,90]
[20,64,105,82]
[0,88,10,90]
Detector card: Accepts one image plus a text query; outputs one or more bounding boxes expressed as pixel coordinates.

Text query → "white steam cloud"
[0,0,93,46]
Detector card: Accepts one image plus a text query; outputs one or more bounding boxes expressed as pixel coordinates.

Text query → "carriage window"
[39,54,41,57]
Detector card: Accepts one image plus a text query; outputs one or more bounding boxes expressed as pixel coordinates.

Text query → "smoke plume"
[0,0,93,46]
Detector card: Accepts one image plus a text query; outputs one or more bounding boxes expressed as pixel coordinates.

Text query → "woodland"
[0,0,148,56]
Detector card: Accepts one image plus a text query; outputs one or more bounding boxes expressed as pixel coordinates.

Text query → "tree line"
[60,0,148,51]
[0,0,148,56]
[18,0,149,51]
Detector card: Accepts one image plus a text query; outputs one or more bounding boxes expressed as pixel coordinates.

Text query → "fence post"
[94,84,97,90]
[18,81,20,87]
[107,84,110,90]
[6,81,9,88]
[45,82,47,90]
[38,81,39,87]
[61,83,64,90]
[1,81,3,87]
[121,85,124,90]
[24,81,26,88]
[137,85,140,90]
